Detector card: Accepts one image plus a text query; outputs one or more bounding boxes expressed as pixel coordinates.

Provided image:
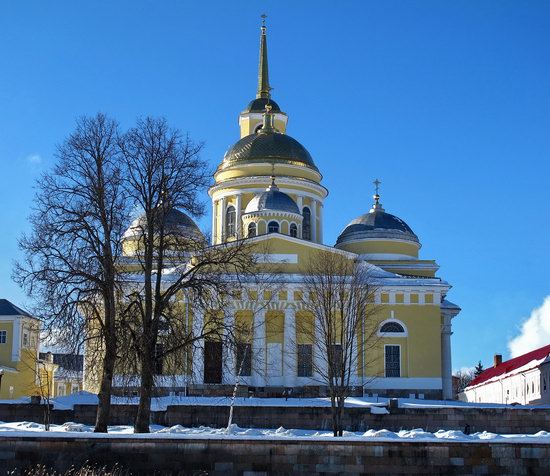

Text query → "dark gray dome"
[125,207,202,238]
[245,181,300,215]
[336,209,419,245]
[162,208,201,233]
[243,97,281,113]
[222,131,318,171]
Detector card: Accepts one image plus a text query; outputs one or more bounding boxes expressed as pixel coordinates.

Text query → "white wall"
[462,366,548,405]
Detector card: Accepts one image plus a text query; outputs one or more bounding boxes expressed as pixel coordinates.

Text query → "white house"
[460,344,550,405]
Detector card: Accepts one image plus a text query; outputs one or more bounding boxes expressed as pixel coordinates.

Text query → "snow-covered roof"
[466,344,550,389]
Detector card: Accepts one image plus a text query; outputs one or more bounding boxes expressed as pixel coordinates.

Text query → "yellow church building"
[86,21,460,400]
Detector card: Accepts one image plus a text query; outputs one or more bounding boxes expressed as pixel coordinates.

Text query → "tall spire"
[257,14,271,99]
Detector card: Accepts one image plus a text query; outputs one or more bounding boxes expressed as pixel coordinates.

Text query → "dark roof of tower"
[124,208,202,239]
[0,299,33,318]
[222,131,317,171]
[336,209,419,245]
[242,97,281,113]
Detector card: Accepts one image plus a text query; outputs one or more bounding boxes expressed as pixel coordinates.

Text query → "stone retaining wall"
[1,435,549,475]
[1,403,549,434]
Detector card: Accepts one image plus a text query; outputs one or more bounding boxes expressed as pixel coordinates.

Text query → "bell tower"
[209,17,328,246]
[238,15,288,138]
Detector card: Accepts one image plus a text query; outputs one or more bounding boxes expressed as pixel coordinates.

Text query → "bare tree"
[298,250,379,437]
[119,117,255,432]
[32,353,57,431]
[14,114,128,432]
[454,368,475,394]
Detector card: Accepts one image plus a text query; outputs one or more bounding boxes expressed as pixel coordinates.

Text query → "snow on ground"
[0,421,549,443]
[37,391,550,411]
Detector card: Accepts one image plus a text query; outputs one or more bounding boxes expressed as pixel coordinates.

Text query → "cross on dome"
[371,178,384,212]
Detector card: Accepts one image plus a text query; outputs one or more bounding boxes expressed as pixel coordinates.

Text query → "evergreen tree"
[474,360,484,377]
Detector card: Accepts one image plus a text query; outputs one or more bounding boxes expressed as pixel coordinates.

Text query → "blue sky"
[1,1,549,371]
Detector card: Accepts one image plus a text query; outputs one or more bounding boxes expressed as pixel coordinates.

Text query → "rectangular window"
[23,332,29,347]
[57,384,66,397]
[297,344,313,377]
[331,344,343,375]
[385,345,401,377]
[71,384,79,394]
[236,343,252,377]
[0,330,6,344]
[154,343,164,375]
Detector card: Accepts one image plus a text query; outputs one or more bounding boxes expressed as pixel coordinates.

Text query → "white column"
[223,311,236,385]
[219,196,226,243]
[283,308,297,387]
[211,199,217,245]
[296,196,303,211]
[235,193,242,238]
[311,199,317,243]
[12,317,21,361]
[192,310,205,385]
[318,201,323,243]
[253,309,266,387]
[441,313,453,399]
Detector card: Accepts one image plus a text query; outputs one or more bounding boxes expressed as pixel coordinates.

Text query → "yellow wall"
[337,240,420,258]
[0,321,14,364]
[364,305,442,378]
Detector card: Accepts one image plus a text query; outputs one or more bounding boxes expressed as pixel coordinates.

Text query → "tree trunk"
[95,291,117,433]
[94,335,116,432]
[134,349,154,433]
[337,396,345,436]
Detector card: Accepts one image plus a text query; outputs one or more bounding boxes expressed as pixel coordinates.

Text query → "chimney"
[494,354,502,367]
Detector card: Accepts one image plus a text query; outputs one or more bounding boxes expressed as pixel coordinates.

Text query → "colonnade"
[211,194,322,244]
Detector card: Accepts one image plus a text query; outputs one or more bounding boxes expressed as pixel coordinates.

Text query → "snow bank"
[1,421,550,443]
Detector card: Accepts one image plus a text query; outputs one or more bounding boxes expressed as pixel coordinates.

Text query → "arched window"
[225,206,236,238]
[247,222,257,238]
[302,207,311,240]
[268,221,279,234]
[290,223,298,238]
[380,322,405,334]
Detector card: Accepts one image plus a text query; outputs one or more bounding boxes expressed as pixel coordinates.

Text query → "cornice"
[209,175,328,199]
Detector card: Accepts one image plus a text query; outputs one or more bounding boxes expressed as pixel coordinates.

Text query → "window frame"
[0,330,7,344]
[247,222,257,238]
[225,205,236,238]
[302,207,311,240]
[384,344,401,378]
[297,344,313,377]
[377,319,408,337]
[289,223,298,238]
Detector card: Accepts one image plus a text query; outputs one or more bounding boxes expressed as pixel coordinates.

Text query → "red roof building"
[461,344,550,405]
